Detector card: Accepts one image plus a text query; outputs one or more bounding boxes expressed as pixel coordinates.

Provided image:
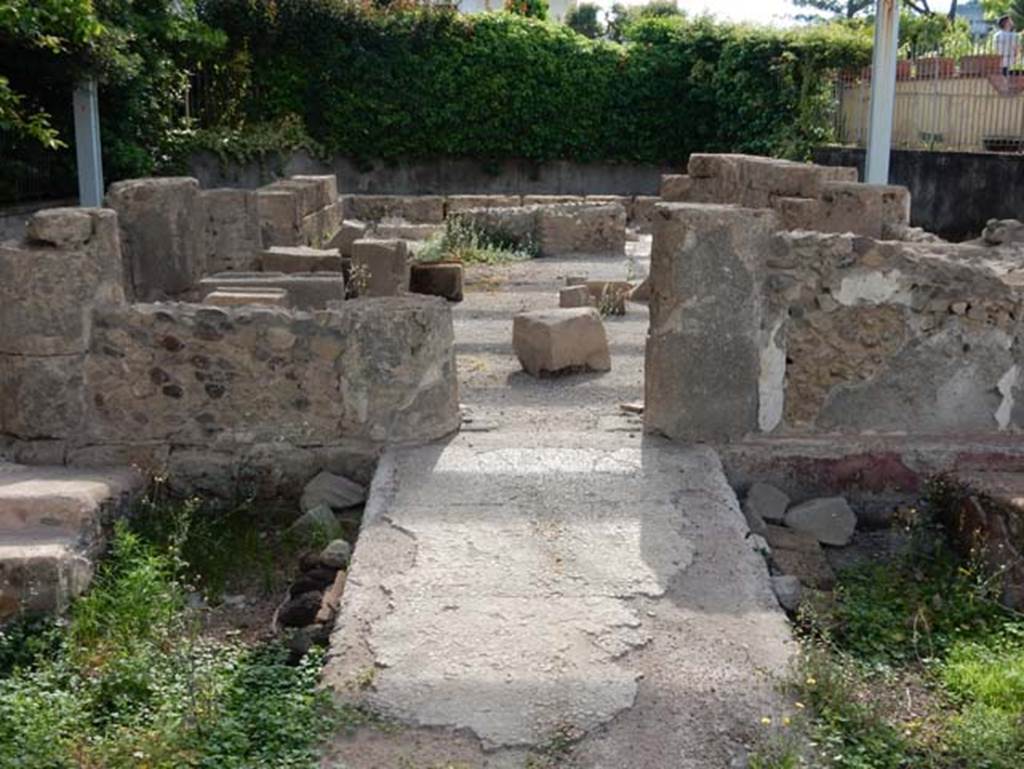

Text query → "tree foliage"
[565,2,603,38]
[505,0,549,20]
[606,0,682,42]
[184,4,870,168]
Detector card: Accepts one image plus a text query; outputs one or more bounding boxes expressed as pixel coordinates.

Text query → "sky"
[593,0,961,26]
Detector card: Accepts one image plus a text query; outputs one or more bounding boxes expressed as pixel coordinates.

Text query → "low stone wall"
[107,175,341,301]
[1,207,460,495]
[451,202,627,256]
[645,198,1024,442]
[661,153,910,240]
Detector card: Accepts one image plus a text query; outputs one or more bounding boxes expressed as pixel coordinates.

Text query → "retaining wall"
[188,151,672,197]
[813,146,1024,241]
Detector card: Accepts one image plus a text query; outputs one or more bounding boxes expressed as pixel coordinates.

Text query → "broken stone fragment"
[316,569,348,624]
[319,538,353,570]
[559,285,591,308]
[512,308,611,377]
[743,482,790,526]
[300,470,367,513]
[783,496,856,546]
[763,524,836,590]
[770,575,803,612]
[289,503,344,542]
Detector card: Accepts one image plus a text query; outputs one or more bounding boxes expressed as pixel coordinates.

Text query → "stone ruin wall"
[646,154,1024,442]
[1,187,459,496]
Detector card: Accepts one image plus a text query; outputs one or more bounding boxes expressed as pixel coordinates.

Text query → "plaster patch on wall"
[995,365,1020,430]
[758,320,785,433]
[834,270,912,307]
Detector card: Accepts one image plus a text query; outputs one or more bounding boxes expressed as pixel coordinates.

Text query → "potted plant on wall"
[960,53,1003,77]
[916,56,955,79]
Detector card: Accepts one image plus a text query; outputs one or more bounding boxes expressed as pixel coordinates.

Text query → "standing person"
[995,15,1019,76]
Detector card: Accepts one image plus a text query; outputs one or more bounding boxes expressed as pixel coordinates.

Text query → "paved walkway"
[323,243,793,768]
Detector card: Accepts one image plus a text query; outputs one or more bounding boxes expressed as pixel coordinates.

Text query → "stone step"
[0,463,144,621]
[0,529,94,620]
[0,462,142,531]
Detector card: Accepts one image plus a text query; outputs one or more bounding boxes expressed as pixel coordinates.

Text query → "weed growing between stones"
[749,480,1024,769]
[417,218,535,265]
[0,506,349,767]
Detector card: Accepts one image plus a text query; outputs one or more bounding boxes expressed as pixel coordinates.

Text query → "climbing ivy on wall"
[190,3,871,167]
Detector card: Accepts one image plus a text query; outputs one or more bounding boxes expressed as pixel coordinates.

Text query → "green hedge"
[194,4,871,166]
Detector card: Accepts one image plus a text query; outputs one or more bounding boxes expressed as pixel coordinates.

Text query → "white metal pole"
[865,0,901,184]
[73,78,104,207]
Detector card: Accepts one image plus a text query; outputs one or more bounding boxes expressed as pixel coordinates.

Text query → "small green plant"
[349,262,372,297]
[416,218,535,266]
[0,520,336,768]
[785,479,1024,768]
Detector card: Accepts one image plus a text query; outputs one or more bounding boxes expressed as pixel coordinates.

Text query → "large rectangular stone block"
[351,239,410,297]
[817,182,910,239]
[644,203,779,442]
[198,188,262,274]
[257,188,303,247]
[260,246,343,274]
[107,177,201,299]
[197,272,344,310]
[536,204,626,257]
[0,209,124,355]
[301,202,343,247]
[343,195,445,224]
[445,195,523,215]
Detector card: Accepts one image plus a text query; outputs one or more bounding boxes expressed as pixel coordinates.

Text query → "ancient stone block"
[644,203,779,442]
[445,195,522,215]
[775,197,824,231]
[25,207,94,248]
[536,204,626,257]
[410,262,464,302]
[817,182,910,239]
[375,222,443,241]
[300,202,343,247]
[197,188,262,274]
[203,288,289,307]
[522,195,585,207]
[328,220,369,258]
[784,496,856,546]
[631,196,660,232]
[198,272,344,310]
[0,209,124,356]
[512,308,611,376]
[344,195,445,224]
[260,246,344,274]
[659,174,693,202]
[290,174,339,211]
[107,177,201,299]
[0,354,85,439]
[256,188,303,247]
[352,238,410,297]
[559,285,592,308]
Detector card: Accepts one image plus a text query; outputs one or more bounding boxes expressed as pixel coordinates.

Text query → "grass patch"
[416,218,535,266]
[753,484,1024,769]
[0,491,347,768]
